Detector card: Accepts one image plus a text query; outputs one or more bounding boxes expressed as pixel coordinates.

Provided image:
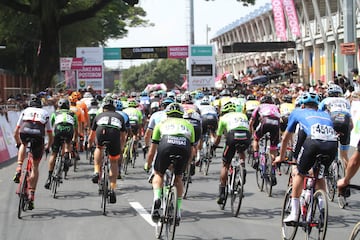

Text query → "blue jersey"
[286,108,337,141]
[116,110,130,130]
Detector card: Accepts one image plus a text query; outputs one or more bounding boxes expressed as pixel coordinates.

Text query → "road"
[0,147,359,240]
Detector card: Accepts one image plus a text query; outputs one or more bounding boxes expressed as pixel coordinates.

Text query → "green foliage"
[204,0,255,6]
[121,59,186,92]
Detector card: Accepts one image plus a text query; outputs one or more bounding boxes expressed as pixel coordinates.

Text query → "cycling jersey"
[280,102,295,117]
[147,110,167,130]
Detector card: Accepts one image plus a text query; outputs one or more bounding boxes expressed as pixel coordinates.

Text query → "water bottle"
[306,178,313,190]
[318,164,325,179]
[304,189,311,204]
[300,190,307,219]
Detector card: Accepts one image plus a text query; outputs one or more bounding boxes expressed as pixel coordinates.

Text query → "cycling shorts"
[52,124,74,153]
[254,117,280,150]
[154,136,192,176]
[331,113,351,146]
[296,137,337,176]
[20,133,44,160]
[222,129,251,164]
[280,115,289,132]
[186,118,202,144]
[96,127,121,157]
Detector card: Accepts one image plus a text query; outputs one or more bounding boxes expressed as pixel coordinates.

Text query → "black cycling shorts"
[254,117,280,149]
[222,129,251,164]
[52,124,74,153]
[297,138,337,176]
[331,113,351,146]
[280,115,289,132]
[20,133,44,160]
[96,127,121,157]
[154,136,192,176]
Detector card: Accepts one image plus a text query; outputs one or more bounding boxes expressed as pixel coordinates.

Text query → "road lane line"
[129,201,157,227]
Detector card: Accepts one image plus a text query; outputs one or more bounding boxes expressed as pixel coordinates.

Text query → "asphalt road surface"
[1,147,359,240]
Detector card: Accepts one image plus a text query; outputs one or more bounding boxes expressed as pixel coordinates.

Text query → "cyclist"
[74,91,89,152]
[318,84,353,170]
[249,95,281,179]
[274,92,338,224]
[88,98,99,129]
[123,99,144,147]
[145,102,195,223]
[211,102,251,204]
[337,139,360,190]
[69,95,84,161]
[44,98,78,189]
[13,95,54,209]
[279,94,295,133]
[88,96,127,204]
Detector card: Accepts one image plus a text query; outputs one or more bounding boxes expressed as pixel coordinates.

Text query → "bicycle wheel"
[165,186,178,240]
[182,163,191,199]
[281,186,299,240]
[306,189,328,240]
[231,170,243,217]
[255,162,264,192]
[264,164,274,197]
[17,172,28,219]
[325,161,336,202]
[349,222,360,240]
[220,179,229,210]
[131,145,136,168]
[101,164,109,215]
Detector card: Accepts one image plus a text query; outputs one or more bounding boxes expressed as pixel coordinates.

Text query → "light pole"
[206,24,211,45]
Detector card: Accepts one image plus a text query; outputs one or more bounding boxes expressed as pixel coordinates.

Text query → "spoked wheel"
[17,173,28,219]
[123,152,130,175]
[231,175,243,217]
[325,172,336,202]
[182,164,191,199]
[51,176,59,199]
[306,190,328,240]
[338,195,348,209]
[281,186,299,240]
[220,183,229,210]
[164,187,178,240]
[264,152,274,197]
[101,170,109,216]
[255,163,264,192]
[131,147,136,168]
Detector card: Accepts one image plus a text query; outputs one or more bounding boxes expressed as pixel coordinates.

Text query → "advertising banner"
[168,46,188,59]
[188,45,215,91]
[271,0,287,41]
[282,0,301,37]
[76,47,104,95]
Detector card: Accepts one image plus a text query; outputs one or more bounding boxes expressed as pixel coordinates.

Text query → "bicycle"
[219,153,245,217]
[155,155,181,240]
[325,153,344,202]
[50,139,67,198]
[182,157,195,199]
[198,129,213,176]
[122,136,135,175]
[16,139,35,219]
[281,154,329,240]
[98,141,111,216]
[349,221,360,240]
[255,132,277,197]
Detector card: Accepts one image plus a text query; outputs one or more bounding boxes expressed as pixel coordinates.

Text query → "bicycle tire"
[306,189,328,240]
[17,171,28,219]
[52,151,63,198]
[131,146,136,168]
[220,176,230,210]
[325,161,336,202]
[281,186,299,240]
[231,169,243,217]
[101,160,109,215]
[255,162,264,192]
[73,152,77,172]
[182,163,191,199]
[165,186,178,240]
[349,222,360,240]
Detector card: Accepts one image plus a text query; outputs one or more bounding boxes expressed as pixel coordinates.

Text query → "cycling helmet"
[165,102,184,118]
[167,91,175,99]
[237,94,245,99]
[102,96,115,110]
[260,95,274,104]
[29,95,42,108]
[200,96,210,105]
[58,98,70,109]
[246,94,256,101]
[90,98,99,106]
[295,95,302,107]
[327,84,343,97]
[71,91,81,100]
[115,99,123,111]
[282,95,293,104]
[83,92,93,98]
[68,95,78,104]
[140,91,148,97]
[150,101,160,112]
[128,100,138,108]
[301,92,320,105]
[195,92,204,100]
[181,92,192,104]
[161,98,174,108]
[220,89,231,97]
[221,102,236,114]
[183,108,201,121]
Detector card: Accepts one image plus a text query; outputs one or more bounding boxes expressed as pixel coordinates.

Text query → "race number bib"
[310,124,337,141]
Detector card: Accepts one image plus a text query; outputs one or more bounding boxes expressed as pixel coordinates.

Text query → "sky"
[105,0,269,69]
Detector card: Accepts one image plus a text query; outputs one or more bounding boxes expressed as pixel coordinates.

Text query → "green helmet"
[221,102,236,114]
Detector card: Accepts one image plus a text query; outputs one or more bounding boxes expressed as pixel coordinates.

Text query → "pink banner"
[168,46,188,59]
[271,0,287,41]
[0,127,10,163]
[282,0,301,37]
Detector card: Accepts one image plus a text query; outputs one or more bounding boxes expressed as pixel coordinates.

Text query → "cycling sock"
[177,197,182,210]
[318,198,323,209]
[94,164,100,173]
[154,188,162,201]
[48,171,53,178]
[291,197,299,214]
[110,182,116,190]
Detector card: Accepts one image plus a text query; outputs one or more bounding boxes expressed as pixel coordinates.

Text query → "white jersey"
[198,105,218,116]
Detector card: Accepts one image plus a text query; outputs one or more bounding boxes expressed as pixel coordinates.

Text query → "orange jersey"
[70,105,85,124]
[77,100,89,126]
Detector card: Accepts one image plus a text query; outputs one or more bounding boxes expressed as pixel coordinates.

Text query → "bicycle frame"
[100,144,110,216]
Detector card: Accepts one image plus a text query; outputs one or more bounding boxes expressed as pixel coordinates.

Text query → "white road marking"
[129,201,157,227]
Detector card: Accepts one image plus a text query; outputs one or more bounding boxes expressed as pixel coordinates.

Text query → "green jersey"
[50,109,78,129]
[152,117,195,144]
[216,112,249,135]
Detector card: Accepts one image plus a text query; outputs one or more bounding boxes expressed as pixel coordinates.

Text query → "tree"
[0,0,147,91]
[121,59,186,92]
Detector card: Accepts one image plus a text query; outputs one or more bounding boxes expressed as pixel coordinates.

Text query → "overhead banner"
[271,0,287,41]
[60,57,83,71]
[76,47,104,95]
[188,45,215,91]
[282,0,301,37]
[121,47,167,59]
